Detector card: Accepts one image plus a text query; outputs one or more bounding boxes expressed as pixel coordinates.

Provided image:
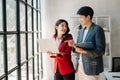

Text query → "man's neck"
[85,21,92,29]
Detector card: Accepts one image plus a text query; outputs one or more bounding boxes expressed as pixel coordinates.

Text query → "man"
[67,6,106,80]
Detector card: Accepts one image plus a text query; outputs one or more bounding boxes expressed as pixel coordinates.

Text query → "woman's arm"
[47,51,57,58]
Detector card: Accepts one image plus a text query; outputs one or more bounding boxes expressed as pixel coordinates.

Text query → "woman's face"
[56,22,67,35]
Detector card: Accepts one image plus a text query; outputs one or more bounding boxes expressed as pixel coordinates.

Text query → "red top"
[51,34,75,75]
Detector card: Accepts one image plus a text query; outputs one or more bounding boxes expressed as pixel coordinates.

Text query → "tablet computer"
[75,42,94,49]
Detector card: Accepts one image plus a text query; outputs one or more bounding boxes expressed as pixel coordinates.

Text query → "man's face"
[78,15,90,26]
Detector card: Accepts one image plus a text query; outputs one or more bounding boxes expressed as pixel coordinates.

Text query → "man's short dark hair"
[77,6,94,19]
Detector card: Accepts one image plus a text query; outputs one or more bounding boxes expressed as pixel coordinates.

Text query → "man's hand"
[65,40,87,54]
[65,40,75,48]
[75,47,87,54]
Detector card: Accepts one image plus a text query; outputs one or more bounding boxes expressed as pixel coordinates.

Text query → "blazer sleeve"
[58,34,73,57]
[86,27,106,59]
[50,34,73,58]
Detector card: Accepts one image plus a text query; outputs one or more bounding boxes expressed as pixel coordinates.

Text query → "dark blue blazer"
[76,23,106,75]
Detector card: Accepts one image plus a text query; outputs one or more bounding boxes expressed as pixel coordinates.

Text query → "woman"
[47,19,75,80]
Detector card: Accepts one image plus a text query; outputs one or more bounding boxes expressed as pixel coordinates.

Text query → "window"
[0,0,42,80]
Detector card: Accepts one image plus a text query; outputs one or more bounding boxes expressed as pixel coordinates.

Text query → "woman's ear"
[55,26,58,30]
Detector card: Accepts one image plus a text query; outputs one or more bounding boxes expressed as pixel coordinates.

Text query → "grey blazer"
[76,23,106,75]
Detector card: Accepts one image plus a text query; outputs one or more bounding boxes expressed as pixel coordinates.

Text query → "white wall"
[41,0,120,79]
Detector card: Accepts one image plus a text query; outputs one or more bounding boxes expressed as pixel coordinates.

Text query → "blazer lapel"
[78,28,84,42]
[84,24,94,42]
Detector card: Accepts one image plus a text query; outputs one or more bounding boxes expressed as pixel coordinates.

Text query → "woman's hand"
[47,51,57,56]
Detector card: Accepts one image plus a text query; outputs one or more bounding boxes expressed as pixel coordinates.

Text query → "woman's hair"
[54,19,70,38]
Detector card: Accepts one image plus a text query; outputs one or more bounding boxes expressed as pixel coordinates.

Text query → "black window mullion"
[25,0,29,80]
[31,0,35,80]
[16,0,21,80]
[39,0,42,38]
[2,0,8,79]
[36,0,38,38]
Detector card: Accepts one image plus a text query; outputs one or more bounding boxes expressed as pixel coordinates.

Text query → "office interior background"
[0,0,120,80]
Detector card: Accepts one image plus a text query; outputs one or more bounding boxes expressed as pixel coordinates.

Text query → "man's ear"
[87,15,91,20]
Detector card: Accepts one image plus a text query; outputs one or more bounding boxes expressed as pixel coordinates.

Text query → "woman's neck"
[57,34,62,39]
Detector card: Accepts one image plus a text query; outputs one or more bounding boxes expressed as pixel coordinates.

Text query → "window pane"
[27,0,32,5]
[20,3,25,31]
[35,77,38,80]
[27,7,32,31]
[22,0,25,1]
[38,13,42,38]
[21,34,26,62]
[39,32,42,39]
[0,36,4,76]
[34,10,37,31]
[6,0,16,31]
[38,0,40,10]
[8,70,17,80]
[33,0,36,8]
[0,0,2,31]
[28,34,32,57]
[38,13,41,31]
[7,35,17,70]
[34,33,37,54]
[39,54,43,78]
[21,64,27,80]
[34,55,38,77]
[29,60,33,80]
